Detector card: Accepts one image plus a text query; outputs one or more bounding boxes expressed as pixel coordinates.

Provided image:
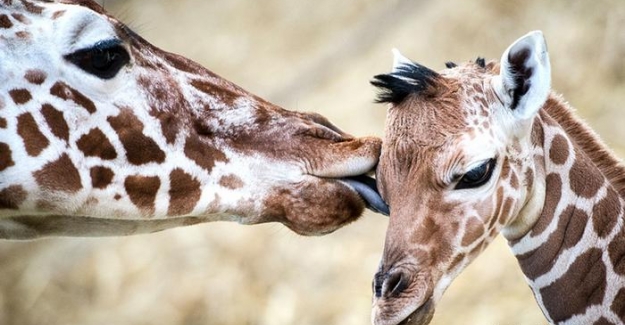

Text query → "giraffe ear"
[497,31,551,120]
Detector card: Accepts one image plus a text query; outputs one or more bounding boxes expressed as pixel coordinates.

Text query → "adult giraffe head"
[372,31,625,325]
[0,0,388,239]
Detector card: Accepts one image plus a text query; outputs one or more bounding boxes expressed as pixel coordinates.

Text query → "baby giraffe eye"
[65,39,130,79]
[454,158,497,190]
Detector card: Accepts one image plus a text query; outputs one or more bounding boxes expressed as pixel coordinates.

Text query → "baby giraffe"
[371,31,625,325]
[0,0,388,239]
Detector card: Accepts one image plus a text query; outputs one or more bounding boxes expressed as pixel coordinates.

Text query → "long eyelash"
[92,39,122,51]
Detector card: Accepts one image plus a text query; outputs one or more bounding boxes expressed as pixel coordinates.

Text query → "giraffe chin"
[340,175,390,216]
[396,299,435,325]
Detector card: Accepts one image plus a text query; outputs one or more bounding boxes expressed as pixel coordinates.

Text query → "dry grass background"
[2,0,624,324]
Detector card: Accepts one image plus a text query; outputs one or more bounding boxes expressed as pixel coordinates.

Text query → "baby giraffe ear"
[497,31,551,120]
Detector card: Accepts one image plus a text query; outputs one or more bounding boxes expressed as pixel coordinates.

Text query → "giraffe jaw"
[340,175,390,216]
[396,299,435,325]
[372,298,435,325]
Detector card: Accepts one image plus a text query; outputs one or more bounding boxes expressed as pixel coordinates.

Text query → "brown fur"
[17,112,49,156]
[34,154,82,192]
[107,109,166,165]
[41,103,69,141]
[76,128,118,160]
[50,81,96,114]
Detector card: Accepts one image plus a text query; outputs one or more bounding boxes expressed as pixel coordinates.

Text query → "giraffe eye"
[455,158,497,190]
[65,39,130,79]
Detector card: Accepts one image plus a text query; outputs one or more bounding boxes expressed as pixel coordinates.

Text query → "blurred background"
[2,0,624,324]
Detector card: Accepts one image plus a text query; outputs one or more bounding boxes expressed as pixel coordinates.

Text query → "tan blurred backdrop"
[2,0,624,324]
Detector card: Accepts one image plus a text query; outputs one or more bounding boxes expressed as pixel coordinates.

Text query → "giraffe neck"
[508,95,625,324]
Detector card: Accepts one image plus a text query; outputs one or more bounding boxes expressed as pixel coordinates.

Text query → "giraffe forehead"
[383,89,496,168]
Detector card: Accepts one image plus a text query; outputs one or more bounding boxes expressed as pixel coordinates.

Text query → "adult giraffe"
[371,31,625,324]
[0,0,388,239]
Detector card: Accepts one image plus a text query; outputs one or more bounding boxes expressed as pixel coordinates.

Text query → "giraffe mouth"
[393,299,435,325]
[341,175,390,216]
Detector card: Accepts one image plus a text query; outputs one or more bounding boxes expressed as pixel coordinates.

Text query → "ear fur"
[497,31,551,120]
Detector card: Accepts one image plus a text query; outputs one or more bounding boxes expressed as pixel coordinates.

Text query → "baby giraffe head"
[0,0,387,238]
[371,31,551,325]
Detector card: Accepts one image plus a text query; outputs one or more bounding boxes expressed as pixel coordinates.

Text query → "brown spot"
[0,14,12,28]
[509,170,519,189]
[114,194,122,200]
[498,197,514,225]
[569,149,603,198]
[518,205,589,280]
[412,215,446,248]
[10,13,29,24]
[17,112,49,156]
[0,185,27,209]
[0,117,6,128]
[90,166,114,189]
[608,226,625,275]
[50,81,96,114]
[20,0,44,14]
[124,175,160,215]
[107,110,166,165]
[524,167,534,192]
[76,128,117,160]
[0,142,14,171]
[549,134,569,165]
[183,135,228,173]
[461,217,484,247]
[500,158,511,180]
[34,154,82,193]
[540,248,606,323]
[530,173,562,236]
[167,168,201,216]
[219,174,244,190]
[488,187,505,230]
[51,10,66,19]
[149,110,179,144]
[9,88,32,104]
[594,317,616,325]
[591,186,620,238]
[190,79,239,107]
[15,31,30,39]
[612,288,625,322]
[41,104,69,141]
[24,69,46,85]
[530,118,545,147]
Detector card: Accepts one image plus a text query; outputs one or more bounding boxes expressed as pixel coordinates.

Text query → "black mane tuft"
[371,62,440,104]
[445,61,457,68]
[476,57,486,68]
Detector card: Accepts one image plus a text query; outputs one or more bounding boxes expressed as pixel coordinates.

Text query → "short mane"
[371,62,440,104]
[544,94,625,199]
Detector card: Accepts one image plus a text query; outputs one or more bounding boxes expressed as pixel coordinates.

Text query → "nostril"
[382,271,409,298]
[373,272,384,298]
[301,112,353,141]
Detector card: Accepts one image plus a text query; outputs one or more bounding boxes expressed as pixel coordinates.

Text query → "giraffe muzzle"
[371,266,435,325]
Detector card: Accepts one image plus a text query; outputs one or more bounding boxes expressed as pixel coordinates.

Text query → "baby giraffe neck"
[509,96,625,324]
